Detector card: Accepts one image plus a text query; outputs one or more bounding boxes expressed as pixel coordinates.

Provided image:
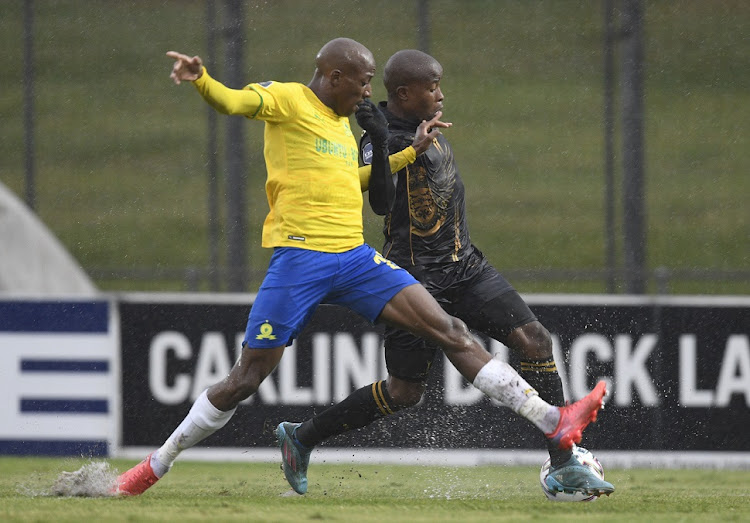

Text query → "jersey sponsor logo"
[255,321,277,341]
[362,142,373,165]
[315,138,350,157]
[314,138,358,167]
[287,235,306,242]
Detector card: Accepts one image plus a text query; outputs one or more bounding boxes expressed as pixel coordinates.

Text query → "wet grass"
[1,457,749,522]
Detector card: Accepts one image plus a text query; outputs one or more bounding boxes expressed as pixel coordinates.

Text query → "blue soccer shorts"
[243,244,418,349]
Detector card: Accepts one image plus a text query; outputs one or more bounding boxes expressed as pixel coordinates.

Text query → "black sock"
[295,380,397,448]
[520,358,573,467]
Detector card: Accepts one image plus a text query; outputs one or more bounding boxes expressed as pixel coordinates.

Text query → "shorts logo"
[256,321,277,340]
[373,252,400,270]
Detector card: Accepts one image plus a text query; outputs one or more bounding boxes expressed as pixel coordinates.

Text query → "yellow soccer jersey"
[195,70,364,252]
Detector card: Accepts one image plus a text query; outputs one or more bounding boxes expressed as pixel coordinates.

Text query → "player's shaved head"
[315,37,374,75]
[308,37,376,116]
[383,49,442,96]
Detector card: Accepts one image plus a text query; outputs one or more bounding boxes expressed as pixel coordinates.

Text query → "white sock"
[151,390,237,477]
[518,395,561,434]
[472,358,560,434]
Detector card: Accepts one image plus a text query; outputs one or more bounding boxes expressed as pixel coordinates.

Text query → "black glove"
[355,100,389,145]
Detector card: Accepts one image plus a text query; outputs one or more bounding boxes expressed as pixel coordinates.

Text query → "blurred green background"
[1,1,748,294]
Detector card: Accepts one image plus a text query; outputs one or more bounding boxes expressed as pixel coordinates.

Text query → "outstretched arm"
[165,50,262,116]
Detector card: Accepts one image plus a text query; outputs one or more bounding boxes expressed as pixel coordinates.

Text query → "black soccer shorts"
[384,249,536,383]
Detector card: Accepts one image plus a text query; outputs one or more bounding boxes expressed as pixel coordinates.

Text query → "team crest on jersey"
[258,81,274,87]
[362,142,373,165]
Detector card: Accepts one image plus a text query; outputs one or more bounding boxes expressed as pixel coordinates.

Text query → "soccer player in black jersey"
[282,49,614,498]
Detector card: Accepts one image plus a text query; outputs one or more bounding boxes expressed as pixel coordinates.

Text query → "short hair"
[383,49,441,96]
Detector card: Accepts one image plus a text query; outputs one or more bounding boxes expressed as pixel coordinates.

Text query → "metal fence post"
[603,0,617,293]
[621,0,646,294]
[416,0,430,54]
[206,0,221,292]
[223,0,249,292]
[23,0,36,211]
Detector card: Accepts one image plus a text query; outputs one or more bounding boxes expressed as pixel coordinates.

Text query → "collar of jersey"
[301,84,342,121]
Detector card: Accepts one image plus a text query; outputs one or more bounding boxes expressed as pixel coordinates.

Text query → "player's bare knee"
[388,381,426,408]
[520,322,553,360]
[444,316,475,353]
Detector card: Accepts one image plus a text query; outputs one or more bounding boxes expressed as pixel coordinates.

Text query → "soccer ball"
[539,446,605,502]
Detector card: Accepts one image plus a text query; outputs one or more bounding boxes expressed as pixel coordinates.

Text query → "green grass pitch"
[1,457,748,522]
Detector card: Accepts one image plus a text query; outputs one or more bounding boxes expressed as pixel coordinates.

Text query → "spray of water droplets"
[18,461,120,498]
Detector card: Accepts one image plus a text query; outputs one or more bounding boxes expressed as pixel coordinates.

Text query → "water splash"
[18,461,120,498]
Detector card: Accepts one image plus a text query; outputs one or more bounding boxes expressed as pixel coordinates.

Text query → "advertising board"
[0,300,115,456]
[119,296,750,452]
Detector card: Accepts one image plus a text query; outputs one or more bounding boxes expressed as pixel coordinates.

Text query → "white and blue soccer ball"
[539,446,605,502]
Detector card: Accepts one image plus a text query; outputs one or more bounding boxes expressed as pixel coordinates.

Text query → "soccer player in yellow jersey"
[115,38,608,496]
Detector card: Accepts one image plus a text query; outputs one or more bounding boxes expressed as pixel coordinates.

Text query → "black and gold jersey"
[363,102,474,267]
